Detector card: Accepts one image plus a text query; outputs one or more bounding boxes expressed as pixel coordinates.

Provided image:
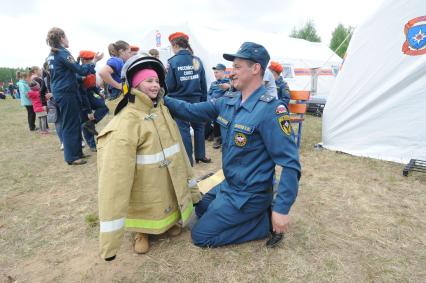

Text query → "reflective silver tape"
[136,143,180,165]
[100,217,125,233]
[188,178,197,188]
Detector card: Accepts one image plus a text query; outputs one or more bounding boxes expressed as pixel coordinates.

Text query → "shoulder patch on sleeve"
[67,55,76,64]
[259,94,275,103]
[275,104,288,114]
[277,115,291,136]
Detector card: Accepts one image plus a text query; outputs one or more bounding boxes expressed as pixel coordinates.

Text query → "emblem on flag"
[402,16,426,56]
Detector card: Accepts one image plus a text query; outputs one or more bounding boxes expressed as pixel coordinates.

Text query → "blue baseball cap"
[223,42,270,70]
[212,63,226,71]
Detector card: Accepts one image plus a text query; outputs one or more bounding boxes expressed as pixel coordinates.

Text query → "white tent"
[139,24,342,96]
[322,0,426,163]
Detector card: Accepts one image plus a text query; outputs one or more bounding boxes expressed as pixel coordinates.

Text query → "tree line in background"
[290,20,353,58]
[1,22,352,80]
[0,67,23,86]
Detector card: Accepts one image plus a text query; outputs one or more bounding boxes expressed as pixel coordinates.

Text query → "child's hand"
[88,113,95,120]
[94,52,104,63]
[43,106,47,112]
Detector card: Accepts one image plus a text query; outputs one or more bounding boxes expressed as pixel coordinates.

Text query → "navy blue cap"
[223,42,270,70]
[212,63,226,71]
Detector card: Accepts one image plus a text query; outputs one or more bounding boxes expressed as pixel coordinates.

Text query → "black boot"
[195,157,212,164]
[266,232,284,248]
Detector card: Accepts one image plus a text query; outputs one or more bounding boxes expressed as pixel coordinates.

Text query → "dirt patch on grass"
[1,100,425,282]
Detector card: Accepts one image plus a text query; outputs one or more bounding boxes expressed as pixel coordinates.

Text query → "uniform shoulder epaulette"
[224,91,238,98]
[259,94,275,103]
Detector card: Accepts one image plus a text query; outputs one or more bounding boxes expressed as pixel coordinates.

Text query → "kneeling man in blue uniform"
[164,42,301,247]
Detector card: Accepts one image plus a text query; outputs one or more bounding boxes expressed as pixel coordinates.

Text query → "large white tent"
[322,0,426,163]
[139,24,342,96]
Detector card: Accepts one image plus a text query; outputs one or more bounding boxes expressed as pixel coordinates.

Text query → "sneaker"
[60,143,64,151]
[134,233,149,254]
[81,141,86,148]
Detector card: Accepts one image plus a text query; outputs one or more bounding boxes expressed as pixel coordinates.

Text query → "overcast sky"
[0,0,384,68]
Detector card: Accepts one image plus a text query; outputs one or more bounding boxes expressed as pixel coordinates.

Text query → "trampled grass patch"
[0,99,425,282]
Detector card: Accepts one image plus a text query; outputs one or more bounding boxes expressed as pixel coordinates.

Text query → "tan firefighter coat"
[97,88,202,259]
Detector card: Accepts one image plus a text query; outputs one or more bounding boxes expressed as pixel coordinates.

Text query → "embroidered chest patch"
[278,115,291,136]
[234,132,247,147]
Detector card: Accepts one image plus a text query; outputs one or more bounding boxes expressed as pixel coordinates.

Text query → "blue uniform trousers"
[81,94,108,149]
[80,106,96,149]
[55,93,83,163]
[191,185,272,247]
[81,120,96,149]
[88,93,108,122]
[55,111,63,144]
[175,118,205,166]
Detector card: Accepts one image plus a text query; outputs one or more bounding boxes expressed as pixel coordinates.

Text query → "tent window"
[282,64,295,78]
[331,65,340,76]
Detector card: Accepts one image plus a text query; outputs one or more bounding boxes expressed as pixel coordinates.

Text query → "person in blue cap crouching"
[164,42,301,247]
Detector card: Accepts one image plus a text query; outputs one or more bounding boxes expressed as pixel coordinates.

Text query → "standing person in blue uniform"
[99,40,131,101]
[46,27,103,165]
[165,32,210,166]
[207,63,230,149]
[78,50,109,151]
[164,42,301,248]
[269,61,290,106]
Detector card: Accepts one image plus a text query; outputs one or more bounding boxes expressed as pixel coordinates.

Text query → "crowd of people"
[7,27,299,260]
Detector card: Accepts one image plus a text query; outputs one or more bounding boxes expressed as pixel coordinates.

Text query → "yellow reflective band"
[125,205,194,230]
[125,211,179,230]
[181,204,194,222]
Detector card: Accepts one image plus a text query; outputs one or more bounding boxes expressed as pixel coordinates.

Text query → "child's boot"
[134,233,149,254]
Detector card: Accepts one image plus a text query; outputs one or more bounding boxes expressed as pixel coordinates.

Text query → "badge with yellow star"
[234,132,247,147]
[278,115,291,136]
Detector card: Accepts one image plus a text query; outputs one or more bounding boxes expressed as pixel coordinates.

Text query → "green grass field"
[0,98,425,282]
